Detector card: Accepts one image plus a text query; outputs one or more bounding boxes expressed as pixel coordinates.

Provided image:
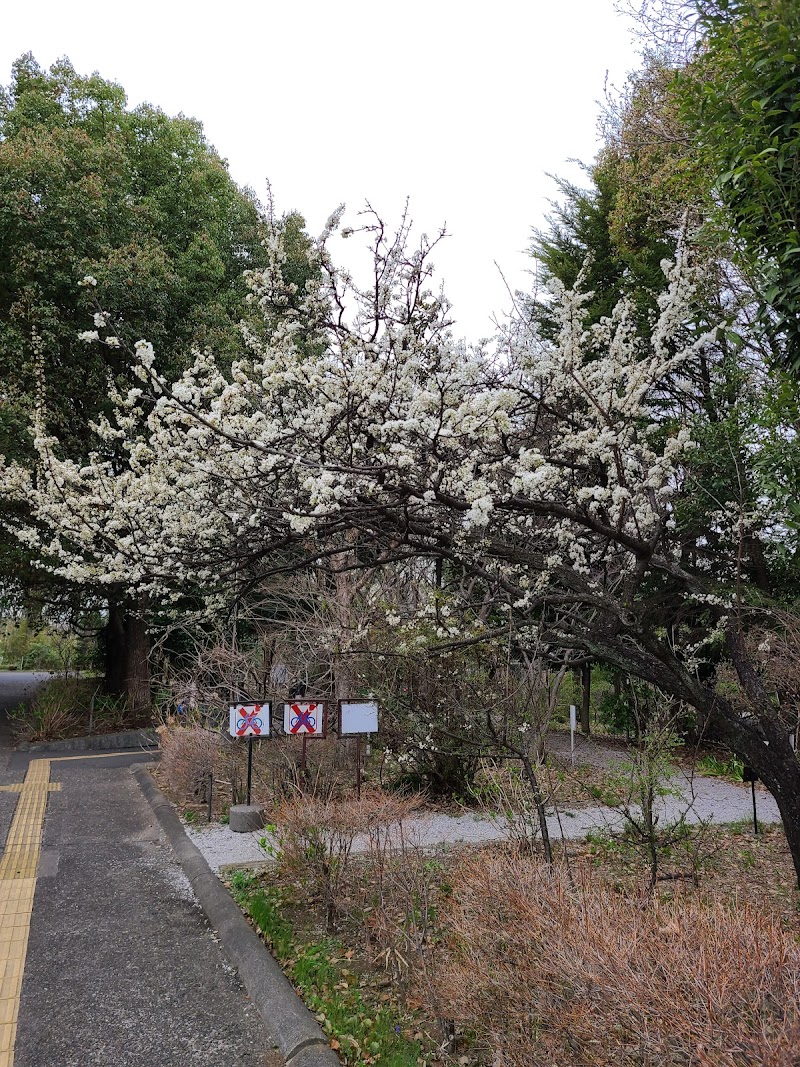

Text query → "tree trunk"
[103,599,151,714]
[581,662,591,736]
[333,551,358,703]
[706,691,800,886]
[124,612,151,715]
[759,756,800,888]
[519,751,553,863]
[578,628,800,886]
[104,601,127,696]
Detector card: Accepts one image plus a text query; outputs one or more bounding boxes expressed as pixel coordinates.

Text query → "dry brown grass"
[156,722,226,801]
[234,800,800,1065]
[438,850,800,1067]
[156,722,360,814]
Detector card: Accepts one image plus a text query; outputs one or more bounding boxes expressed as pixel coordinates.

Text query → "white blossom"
[1,214,726,637]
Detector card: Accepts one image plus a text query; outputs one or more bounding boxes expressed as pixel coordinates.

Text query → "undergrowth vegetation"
[226,786,800,1067]
[10,676,146,742]
[441,853,800,1067]
[229,869,426,1067]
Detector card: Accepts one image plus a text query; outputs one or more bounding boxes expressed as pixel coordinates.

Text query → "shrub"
[697,752,745,781]
[9,676,105,742]
[157,723,226,801]
[10,676,146,742]
[270,787,419,932]
[9,678,83,741]
[597,690,634,734]
[0,618,95,672]
[468,761,546,855]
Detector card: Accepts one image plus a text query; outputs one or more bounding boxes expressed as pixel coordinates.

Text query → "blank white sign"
[340,701,379,735]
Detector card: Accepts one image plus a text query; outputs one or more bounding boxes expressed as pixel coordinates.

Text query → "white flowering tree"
[3,207,800,880]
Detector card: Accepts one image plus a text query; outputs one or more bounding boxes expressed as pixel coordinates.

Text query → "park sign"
[338,700,379,797]
[283,700,325,736]
[338,701,379,735]
[229,702,270,737]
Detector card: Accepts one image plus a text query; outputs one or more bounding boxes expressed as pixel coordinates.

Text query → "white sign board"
[283,700,325,736]
[339,701,379,735]
[229,702,270,738]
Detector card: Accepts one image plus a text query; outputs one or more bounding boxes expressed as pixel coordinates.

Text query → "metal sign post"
[751,777,759,835]
[229,702,270,808]
[339,701,379,798]
[743,765,759,834]
[283,700,325,789]
[570,705,577,766]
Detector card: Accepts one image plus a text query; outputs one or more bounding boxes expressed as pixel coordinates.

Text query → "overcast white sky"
[2,1,641,342]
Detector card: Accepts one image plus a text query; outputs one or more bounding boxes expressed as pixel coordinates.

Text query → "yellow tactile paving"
[0,750,148,1067]
[0,785,60,793]
[0,758,54,1067]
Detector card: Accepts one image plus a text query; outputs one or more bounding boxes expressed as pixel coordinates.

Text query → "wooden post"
[356,736,362,799]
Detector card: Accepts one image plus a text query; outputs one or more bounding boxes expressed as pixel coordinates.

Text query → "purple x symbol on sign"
[289,702,318,734]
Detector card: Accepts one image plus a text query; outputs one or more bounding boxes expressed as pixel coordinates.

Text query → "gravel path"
[186,744,781,873]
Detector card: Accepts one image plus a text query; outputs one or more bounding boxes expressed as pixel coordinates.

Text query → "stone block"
[229,804,265,833]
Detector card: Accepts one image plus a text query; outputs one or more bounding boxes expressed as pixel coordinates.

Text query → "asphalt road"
[0,672,278,1067]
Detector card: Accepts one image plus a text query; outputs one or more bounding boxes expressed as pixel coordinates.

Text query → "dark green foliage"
[0,54,317,648]
[529,169,625,335]
[529,164,674,339]
[0,53,268,459]
[679,0,800,372]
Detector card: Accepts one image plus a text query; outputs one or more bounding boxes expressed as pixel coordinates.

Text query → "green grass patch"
[228,870,426,1066]
[697,753,744,781]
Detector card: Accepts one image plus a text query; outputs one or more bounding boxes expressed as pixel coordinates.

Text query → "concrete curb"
[19,727,158,753]
[132,765,339,1067]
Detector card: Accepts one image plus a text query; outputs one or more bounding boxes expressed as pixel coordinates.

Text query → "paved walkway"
[0,673,277,1067]
[187,735,782,873]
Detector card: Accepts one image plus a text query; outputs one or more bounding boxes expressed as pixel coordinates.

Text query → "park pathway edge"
[132,765,339,1067]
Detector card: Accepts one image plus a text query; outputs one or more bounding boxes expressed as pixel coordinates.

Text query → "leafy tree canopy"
[0,53,316,627]
[676,0,800,371]
[0,53,274,459]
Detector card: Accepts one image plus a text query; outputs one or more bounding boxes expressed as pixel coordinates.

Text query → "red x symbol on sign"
[236,704,263,736]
